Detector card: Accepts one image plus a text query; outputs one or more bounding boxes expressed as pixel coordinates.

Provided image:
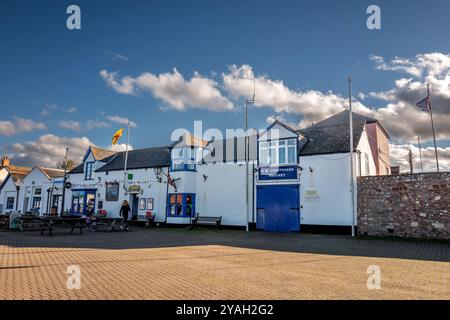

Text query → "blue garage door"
[256,185,300,232]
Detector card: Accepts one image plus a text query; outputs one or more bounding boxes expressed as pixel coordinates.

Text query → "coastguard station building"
[1,110,390,233]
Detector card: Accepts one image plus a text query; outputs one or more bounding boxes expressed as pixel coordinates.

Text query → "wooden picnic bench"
[40,216,86,236]
[191,214,222,230]
[89,210,129,232]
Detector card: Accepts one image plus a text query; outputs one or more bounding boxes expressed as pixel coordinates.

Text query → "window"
[32,197,41,209]
[105,182,119,201]
[171,147,196,171]
[34,188,42,196]
[259,138,297,166]
[85,162,94,180]
[364,153,370,175]
[167,193,195,217]
[6,197,14,210]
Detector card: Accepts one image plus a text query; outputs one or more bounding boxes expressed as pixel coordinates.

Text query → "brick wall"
[357,172,449,240]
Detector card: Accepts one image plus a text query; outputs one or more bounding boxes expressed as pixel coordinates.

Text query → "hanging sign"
[128,185,141,193]
[259,166,298,181]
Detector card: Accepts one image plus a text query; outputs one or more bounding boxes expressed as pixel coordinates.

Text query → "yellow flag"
[112,128,124,145]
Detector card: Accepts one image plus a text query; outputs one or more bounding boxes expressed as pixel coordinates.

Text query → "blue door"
[256,185,300,232]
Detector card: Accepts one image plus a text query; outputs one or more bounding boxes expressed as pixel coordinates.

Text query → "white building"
[16,166,65,215]
[61,110,388,233]
[66,146,170,222]
[0,157,31,213]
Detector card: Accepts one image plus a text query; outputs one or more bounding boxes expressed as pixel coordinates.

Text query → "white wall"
[356,128,377,177]
[17,168,52,215]
[0,171,18,213]
[195,163,249,226]
[299,154,353,226]
[66,167,168,222]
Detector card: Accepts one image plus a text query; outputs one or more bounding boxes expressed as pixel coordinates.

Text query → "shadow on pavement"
[0,227,448,263]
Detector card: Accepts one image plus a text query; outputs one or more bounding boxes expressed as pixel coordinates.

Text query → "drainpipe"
[15,186,19,211]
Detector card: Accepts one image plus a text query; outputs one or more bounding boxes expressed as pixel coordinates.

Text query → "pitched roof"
[170,134,209,148]
[96,146,171,172]
[298,110,375,156]
[90,146,117,161]
[0,163,32,184]
[39,167,65,179]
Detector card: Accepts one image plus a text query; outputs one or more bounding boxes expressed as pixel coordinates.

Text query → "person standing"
[119,200,130,230]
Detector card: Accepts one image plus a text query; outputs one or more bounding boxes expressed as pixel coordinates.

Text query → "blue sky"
[1,0,450,170]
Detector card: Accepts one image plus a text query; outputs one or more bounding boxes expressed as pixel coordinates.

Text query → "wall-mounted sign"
[259,166,298,181]
[65,182,72,189]
[304,188,320,202]
[128,185,141,194]
[105,182,119,201]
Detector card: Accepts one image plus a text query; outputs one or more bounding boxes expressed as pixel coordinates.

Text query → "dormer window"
[171,147,196,171]
[259,138,297,166]
[85,162,94,180]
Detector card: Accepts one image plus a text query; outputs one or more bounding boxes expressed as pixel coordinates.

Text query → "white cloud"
[86,120,110,130]
[109,143,133,152]
[222,64,371,127]
[100,69,234,111]
[41,104,77,116]
[0,117,47,136]
[389,143,450,173]
[107,115,137,128]
[106,50,130,62]
[99,70,138,95]
[2,134,93,167]
[59,120,81,132]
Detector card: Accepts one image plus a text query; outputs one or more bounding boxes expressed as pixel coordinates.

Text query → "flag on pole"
[416,95,431,112]
[112,128,124,145]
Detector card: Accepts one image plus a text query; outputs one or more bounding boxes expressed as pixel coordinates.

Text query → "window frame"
[259,138,298,166]
[84,161,94,180]
[6,197,15,210]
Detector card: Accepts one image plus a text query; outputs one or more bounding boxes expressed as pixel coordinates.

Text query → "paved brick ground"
[0,227,449,300]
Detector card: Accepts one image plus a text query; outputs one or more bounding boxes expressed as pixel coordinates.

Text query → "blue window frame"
[170,147,197,172]
[6,197,14,210]
[166,193,195,217]
[85,162,94,180]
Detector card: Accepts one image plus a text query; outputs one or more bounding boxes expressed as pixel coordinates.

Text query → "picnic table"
[0,213,10,229]
[89,210,128,232]
[17,213,46,231]
[40,215,87,236]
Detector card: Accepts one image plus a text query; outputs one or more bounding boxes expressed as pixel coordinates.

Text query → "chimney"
[1,156,10,167]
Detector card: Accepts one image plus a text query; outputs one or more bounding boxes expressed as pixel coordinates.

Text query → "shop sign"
[128,185,141,193]
[259,166,298,181]
[304,188,320,202]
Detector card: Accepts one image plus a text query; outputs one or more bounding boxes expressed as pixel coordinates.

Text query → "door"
[256,185,300,232]
[131,194,139,220]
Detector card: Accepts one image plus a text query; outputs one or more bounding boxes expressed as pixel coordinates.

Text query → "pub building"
[63,111,389,232]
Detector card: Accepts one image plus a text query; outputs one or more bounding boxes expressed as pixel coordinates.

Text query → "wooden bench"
[40,216,86,236]
[191,215,222,230]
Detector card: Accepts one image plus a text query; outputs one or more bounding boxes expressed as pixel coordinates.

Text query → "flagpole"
[348,76,356,237]
[123,122,130,190]
[427,84,440,172]
[417,135,424,173]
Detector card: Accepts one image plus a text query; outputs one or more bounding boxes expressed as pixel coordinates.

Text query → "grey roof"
[202,135,257,163]
[69,163,84,174]
[96,146,171,172]
[298,111,374,156]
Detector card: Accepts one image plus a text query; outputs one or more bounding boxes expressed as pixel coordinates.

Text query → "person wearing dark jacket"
[119,200,130,230]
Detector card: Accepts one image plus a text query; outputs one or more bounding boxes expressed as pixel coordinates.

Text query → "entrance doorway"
[130,194,139,221]
[256,185,300,232]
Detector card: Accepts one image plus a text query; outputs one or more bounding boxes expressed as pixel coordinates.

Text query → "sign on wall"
[259,166,298,181]
[304,188,320,202]
[105,182,119,201]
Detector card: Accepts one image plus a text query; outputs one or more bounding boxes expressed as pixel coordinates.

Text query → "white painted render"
[0,169,18,213]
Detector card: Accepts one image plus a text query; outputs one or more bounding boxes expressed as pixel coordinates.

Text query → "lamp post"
[245,92,255,232]
[60,147,69,216]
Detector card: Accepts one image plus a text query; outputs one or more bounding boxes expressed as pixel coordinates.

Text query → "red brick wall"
[357,172,449,240]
